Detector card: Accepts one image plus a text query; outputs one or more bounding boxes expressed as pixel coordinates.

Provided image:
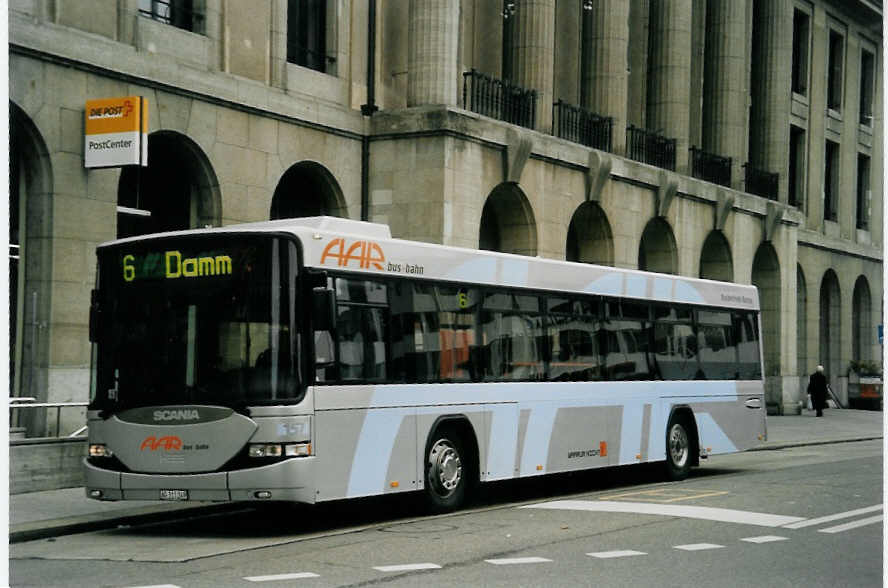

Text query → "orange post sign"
[84,96,148,168]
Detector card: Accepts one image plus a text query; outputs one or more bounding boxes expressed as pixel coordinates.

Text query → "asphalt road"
[10,439,883,587]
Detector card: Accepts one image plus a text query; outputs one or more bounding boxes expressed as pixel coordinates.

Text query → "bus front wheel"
[665,415,693,481]
[424,428,467,513]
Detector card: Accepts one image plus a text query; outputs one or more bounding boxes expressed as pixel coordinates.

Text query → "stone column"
[269,0,288,89]
[510,0,556,131]
[702,0,750,188]
[647,0,693,173]
[688,0,707,150]
[408,0,460,106]
[627,0,650,129]
[582,0,630,154]
[750,0,792,203]
[553,0,582,106]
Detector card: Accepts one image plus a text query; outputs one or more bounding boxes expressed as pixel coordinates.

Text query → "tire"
[665,415,693,481]
[424,427,468,513]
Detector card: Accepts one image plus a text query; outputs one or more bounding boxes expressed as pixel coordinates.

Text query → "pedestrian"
[807,365,828,417]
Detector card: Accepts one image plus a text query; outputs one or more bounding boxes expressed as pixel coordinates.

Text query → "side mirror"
[311,288,336,332]
[88,289,101,343]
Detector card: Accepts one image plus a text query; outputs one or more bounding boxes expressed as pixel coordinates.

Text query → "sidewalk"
[9,409,884,543]
[755,407,884,450]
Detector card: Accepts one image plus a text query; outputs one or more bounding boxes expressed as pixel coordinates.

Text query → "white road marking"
[674,543,724,551]
[122,585,180,588]
[244,573,320,582]
[587,550,647,559]
[782,505,882,529]
[522,500,804,527]
[741,535,788,544]
[485,557,552,565]
[373,563,442,572]
[818,515,884,534]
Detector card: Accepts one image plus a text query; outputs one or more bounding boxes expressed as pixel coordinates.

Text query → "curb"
[748,436,882,451]
[10,503,241,544]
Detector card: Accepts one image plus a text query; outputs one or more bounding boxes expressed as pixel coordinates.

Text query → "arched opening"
[819,270,841,384]
[699,230,733,281]
[852,276,872,364]
[270,161,347,219]
[117,131,221,237]
[638,217,677,274]
[751,243,781,381]
[9,102,53,404]
[797,265,807,376]
[479,183,537,256]
[566,202,614,265]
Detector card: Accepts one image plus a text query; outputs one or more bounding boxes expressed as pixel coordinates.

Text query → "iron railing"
[743,163,779,200]
[9,398,88,438]
[462,70,537,130]
[690,147,732,187]
[626,125,676,171]
[552,100,613,152]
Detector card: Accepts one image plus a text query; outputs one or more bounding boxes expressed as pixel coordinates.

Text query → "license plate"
[159,489,188,501]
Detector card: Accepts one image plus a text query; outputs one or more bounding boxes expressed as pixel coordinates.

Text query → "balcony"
[690,147,732,187]
[462,70,537,130]
[743,163,779,201]
[626,125,676,171]
[552,101,613,152]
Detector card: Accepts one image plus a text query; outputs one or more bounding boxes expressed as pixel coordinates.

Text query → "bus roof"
[99,216,759,311]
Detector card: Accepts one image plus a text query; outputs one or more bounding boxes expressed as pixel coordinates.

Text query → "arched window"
[479,183,537,256]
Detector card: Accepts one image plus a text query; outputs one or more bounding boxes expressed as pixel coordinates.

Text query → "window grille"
[138,0,205,34]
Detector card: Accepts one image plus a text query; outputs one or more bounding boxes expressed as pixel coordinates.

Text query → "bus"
[85,216,766,512]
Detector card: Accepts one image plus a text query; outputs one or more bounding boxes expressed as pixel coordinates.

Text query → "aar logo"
[320,238,385,270]
[140,435,183,451]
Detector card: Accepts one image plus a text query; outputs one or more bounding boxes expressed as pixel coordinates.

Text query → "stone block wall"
[9,439,87,494]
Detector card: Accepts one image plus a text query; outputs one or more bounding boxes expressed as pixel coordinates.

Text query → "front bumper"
[84,456,317,504]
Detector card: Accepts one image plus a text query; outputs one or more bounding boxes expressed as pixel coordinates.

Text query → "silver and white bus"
[85,216,766,512]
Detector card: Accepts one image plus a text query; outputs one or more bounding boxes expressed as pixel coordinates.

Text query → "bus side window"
[481,291,543,382]
[697,309,736,380]
[314,276,336,383]
[389,281,439,383]
[335,277,389,383]
[436,285,479,382]
[604,300,652,381]
[547,297,601,382]
[734,311,762,380]
[652,305,698,380]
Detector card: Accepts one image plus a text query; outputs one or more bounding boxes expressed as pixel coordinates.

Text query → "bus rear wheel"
[665,415,693,481]
[424,428,467,513]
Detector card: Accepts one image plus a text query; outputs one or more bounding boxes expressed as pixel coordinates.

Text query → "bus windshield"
[90,234,301,411]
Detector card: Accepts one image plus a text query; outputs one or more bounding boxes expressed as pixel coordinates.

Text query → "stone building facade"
[9,0,883,434]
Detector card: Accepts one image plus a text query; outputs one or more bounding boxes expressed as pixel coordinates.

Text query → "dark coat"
[807,371,828,410]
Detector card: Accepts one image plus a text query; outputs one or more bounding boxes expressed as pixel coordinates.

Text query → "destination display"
[119,249,234,283]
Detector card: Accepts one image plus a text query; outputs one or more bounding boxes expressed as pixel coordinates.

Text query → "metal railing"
[690,147,732,187]
[626,125,676,171]
[9,398,88,439]
[462,70,537,130]
[552,100,613,152]
[743,163,779,200]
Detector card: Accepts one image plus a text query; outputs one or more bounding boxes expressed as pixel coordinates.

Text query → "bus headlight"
[248,443,312,458]
[249,444,282,458]
[89,444,113,458]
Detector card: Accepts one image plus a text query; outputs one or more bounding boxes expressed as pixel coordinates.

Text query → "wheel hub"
[669,424,689,468]
[429,440,462,495]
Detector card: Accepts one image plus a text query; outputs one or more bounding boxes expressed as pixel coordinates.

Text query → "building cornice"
[9,15,366,141]
[798,229,883,263]
[369,105,805,228]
